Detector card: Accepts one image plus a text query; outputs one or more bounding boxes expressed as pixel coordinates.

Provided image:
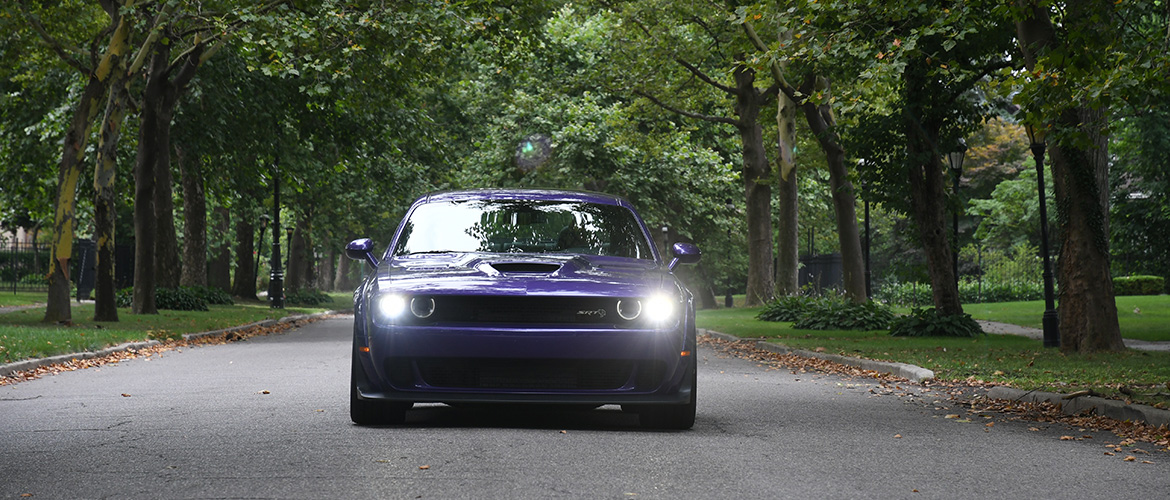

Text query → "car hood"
[374,253,673,297]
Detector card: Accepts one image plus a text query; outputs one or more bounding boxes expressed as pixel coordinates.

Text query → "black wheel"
[350,352,410,425]
[638,357,697,430]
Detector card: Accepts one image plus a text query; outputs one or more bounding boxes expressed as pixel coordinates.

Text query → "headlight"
[375,294,407,321]
[616,299,642,321]
[410,297,436,318]
[643,294,675,324]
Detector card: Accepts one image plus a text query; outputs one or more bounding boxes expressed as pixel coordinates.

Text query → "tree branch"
[633,90,741,127]
[674,58,736,95]
[17,0,93,75]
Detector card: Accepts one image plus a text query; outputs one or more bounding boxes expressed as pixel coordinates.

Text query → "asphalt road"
[2,317,1167,499]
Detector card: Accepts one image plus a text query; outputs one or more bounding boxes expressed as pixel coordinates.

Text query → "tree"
[16,0,126,323]
[1011,0,1165,352]
[595,1,779,305]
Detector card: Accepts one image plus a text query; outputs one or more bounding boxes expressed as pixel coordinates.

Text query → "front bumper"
[353,322,695,405]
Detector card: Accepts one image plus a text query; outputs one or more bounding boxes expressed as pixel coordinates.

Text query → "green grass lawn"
[0,292,50,308]
[697,306,1170,406]
[964,295,1170,342]
[0,293,352,365]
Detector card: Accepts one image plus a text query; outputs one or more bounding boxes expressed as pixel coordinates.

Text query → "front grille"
[394,358,666,390]
[426,296,627,325]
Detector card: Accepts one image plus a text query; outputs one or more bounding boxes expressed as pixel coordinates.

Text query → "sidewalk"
[977,320,1170,352]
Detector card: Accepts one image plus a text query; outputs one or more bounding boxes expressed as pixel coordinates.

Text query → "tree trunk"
[231,217,257,300]
[1049,107,1123,352]
[154,145,182,289]
[178,148,207,287]
[208,206,232,292]
[45,79,106,323]
[93,53,134,322]
[902,59,962,316]
[132,45,170,314]
[1016,0,1123,352]
[37,1,125,323]
[775,80,799,296]
[336,252,355,291]
[320,247,337,291]
[132,30,206,311]
[733,66,775,307]
[801,76,866,302]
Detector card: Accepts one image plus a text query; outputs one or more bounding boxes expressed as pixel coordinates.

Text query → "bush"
[877,278,1045,306]
[285,288,333,306]
[792,299,895,331]
[114,287,208,311]
[889,307,983,337]
[1113,276,1164,296]
[756,295,817,322]
[183,285,234,305]
[758,294,894,331]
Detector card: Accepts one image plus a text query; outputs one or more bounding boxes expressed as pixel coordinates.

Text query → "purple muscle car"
[345,189,701,428]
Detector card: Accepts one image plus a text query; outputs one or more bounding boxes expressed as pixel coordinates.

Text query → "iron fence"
[1,240,96,296]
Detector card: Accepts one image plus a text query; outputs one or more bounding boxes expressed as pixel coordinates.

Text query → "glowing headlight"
[376,294,407,320]
[643,294,675,323]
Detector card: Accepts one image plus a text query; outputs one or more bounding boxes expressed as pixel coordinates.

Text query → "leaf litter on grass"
[700,334,1170,451]
[0,315,334,386]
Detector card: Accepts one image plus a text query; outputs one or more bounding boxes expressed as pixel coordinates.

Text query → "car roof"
[421,189,629,207]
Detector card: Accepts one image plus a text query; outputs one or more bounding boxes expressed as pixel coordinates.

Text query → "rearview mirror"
[345,238,379,268]
[668,242,701,270]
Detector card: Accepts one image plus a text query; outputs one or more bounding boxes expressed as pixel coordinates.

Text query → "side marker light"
[359,346,370,353]
[680,350,692,357]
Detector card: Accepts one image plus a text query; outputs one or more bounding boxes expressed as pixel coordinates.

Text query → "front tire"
[350,352,410,425]
[637,357,697,430]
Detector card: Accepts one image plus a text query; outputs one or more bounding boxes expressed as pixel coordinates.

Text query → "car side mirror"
[668,242,701,270]
[346,238,379,268]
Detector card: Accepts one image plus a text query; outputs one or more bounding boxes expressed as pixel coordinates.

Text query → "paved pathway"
[978,320,1170,352]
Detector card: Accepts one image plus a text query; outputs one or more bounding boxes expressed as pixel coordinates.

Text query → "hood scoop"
[488,262,562,274]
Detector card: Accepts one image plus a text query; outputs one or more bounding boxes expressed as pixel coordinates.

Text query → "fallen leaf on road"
[1060,436,1075,441]
[985,422,995,428]
[121,393,131,398]
[894,434,902,439]
[259,390,271,394]
[419,465,431,470]
[1105,452,1115,456]
[1142,461,1154,464]
[944,414,960,419]
[1124,456,1136,462]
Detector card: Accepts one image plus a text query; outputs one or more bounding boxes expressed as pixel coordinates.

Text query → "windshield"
[392,199,655,260]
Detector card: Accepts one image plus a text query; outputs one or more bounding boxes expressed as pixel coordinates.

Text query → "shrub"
[758,294,894,330]
[286,288,333,306]
[791,299,895,331]
[889,307,983,337]
[1112,276,1164,296]
[756,295,817,322]
[183,285,234,305]
[114,286,208,311]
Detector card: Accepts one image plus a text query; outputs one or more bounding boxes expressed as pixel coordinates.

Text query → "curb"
[700,329,1170,428]
[0,310,345,378]
[987,386,1170,429]
[700,329,936,383]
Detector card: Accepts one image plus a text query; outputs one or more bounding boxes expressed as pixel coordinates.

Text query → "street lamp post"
[268,159,284,309]
[862,178,872,299]
[725,199,734,308]
[1026,124,1060,348]
[946,139,967,290]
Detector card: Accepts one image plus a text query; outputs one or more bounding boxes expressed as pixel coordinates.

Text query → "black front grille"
[427,296,625,325]
[396,358,666,390]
